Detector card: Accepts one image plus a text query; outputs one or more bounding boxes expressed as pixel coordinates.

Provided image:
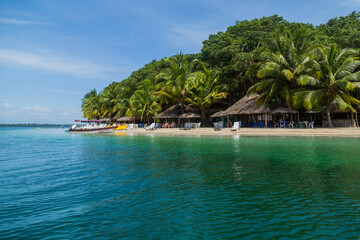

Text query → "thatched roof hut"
[117,116,134,122]
[272,107,298,114]
[154,104,197,119]
[320,104,353,113]
[179,112,201,119]
[210,111,225,118]
[222,94,260,115]
[99,118,111,122]
[222,93,272,115]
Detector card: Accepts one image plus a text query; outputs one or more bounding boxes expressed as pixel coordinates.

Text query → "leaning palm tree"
[100,83,122,119]
[81,89,102,119]
[128,79,161,124]
[248,28,318,107]
[292,44,360,127]
[155,53,197,114]
[186,67,227,124]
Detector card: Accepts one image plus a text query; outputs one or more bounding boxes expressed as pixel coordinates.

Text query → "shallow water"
[1,127,360,239]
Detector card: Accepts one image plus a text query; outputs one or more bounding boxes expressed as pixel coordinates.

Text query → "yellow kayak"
[115,125,127,130]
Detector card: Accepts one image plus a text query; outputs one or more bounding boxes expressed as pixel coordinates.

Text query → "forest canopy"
[81,12,360,126]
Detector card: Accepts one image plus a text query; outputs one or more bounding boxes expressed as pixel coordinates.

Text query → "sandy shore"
[113,127,360,137]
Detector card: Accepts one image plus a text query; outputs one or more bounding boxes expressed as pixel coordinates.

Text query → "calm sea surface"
[1,127,360,239]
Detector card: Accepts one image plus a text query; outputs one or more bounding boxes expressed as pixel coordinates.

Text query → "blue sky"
[0,0,359,123]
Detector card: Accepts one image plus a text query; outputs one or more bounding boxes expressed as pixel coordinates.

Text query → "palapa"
[99,118,111,122]
[179,112,201,119]
[271,107,298,114]
[210,111,225,118]
[117,116,134,122]
[154,103,197,119]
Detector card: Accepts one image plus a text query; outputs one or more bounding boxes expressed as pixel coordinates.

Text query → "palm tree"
[155,53,197,114]
[100,83,121,119]
[128,79,161,124]
[292,44,360,127]
[186,67,227,124]
[248,28,317,107]
[81,89,102,119]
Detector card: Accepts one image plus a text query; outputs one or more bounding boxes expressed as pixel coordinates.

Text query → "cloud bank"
[0,48,115,78]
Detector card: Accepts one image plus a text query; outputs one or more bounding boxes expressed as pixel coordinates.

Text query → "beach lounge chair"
[154,123,160,129]
[231,121,240,131]
[214,121,223,131]
[288,121,294,128]
[184,122,193,130]
[309,121,314,128]
[127,123,134,130]
[145,123,156,130]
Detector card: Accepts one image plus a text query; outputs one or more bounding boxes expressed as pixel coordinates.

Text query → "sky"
[0,0,359,123]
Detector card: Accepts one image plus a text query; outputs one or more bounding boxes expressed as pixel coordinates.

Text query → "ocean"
[1,127,360,239]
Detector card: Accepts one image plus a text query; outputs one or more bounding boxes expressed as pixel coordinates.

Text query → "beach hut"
[271,107,299,122]
[221,93,273,127]
[117,116,134,122]
[154,104,181,120]
[319,104,357,127]
[99,118,111,122]
[179,112,201,119]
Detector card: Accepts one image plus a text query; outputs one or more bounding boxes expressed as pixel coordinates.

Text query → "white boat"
[68,120,116,133]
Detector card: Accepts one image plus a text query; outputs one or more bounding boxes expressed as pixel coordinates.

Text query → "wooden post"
[227,114,230,128]
[265,112,268,128]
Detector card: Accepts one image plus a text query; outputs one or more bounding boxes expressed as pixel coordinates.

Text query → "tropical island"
[81,12,360,132]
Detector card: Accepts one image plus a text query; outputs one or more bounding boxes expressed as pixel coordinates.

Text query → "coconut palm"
[128,79,161,124]
[186,67,227,124]
[100,83,121,119]
[155,53,197,114]
[81,89,102,119]
[248,28,317,107]
[292,44,360,127]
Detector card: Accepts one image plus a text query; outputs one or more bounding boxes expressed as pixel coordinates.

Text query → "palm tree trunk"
[355,112,359,127]
[327,109,334,127]
[351,112,356,127]
[201,109,206,127]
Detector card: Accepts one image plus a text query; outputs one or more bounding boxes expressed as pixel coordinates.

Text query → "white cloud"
[0,17,51,25]
[22,105,50,113]
[2,102,13,109]
[0,48,116,78]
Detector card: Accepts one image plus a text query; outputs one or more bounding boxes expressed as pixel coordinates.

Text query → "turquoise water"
[1,127,360,239]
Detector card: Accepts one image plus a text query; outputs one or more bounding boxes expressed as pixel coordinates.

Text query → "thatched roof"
[210,111,225,118]
[179,112,201,119]
[223,93,272,115]
[272,107,298,114]
[117,116,134,122]
[99,118,111,122]
[154,103,197,119]
[222,94,259,115]
[320,104,353,113]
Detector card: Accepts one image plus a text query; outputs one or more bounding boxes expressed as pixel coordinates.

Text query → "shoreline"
[113,127,360,138]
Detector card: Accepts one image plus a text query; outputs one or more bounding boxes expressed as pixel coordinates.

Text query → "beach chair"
[288,121,294,128]
[309,121,314,128]
[184,122,193,130]
[214,121,223,131]
[127,123,134,130]
[231,121,239,131]
[267,121,272,128]
[258,121,264,128]
[145,123,156,130]
[154,123,160,129]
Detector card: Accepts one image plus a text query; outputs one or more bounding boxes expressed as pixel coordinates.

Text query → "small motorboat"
[68,120,117,133]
